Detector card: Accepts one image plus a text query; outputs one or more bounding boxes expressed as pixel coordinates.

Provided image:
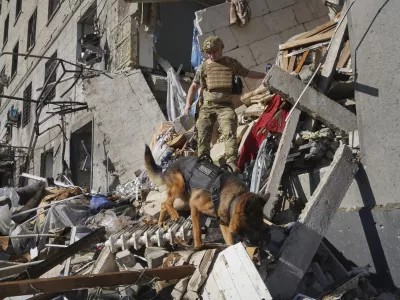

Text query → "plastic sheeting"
[10,198,93,253]
[166,68,186,121]
[0,188,21,235]
[191,26,203,72]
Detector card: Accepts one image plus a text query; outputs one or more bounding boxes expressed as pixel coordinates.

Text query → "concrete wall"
[289,0,400,288]
[195,0,330,92]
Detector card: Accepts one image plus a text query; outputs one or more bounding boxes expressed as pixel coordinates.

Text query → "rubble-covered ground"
[0,5,399,300]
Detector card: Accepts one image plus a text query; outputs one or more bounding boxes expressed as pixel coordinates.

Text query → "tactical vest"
[205,58,233,92]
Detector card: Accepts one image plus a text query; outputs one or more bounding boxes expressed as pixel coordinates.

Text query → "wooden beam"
[287,56,296,73]
[298,12,341,40]
[336,40,351,69]
[8,227,106,282]
[295,50,310,73]
[0,266,196,297]
[279,31,334,51]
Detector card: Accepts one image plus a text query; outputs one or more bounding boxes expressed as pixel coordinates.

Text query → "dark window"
[44,51,57,101]
[27,8,37,51]
[40,149,53,178]
[11,41,19,78]
[15,0,22,22]
[3,14,9,46]
[48,0,60,21]
[22,83,32,127]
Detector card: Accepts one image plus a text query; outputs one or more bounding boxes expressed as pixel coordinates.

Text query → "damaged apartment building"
[0,0,330,191]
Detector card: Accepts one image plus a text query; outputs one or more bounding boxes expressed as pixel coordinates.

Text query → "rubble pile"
[0,8,398,300]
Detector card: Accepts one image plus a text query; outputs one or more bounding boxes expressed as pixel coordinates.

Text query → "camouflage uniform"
[194,51,249,164]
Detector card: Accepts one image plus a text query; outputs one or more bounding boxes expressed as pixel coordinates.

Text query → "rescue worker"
[184,36,266,172]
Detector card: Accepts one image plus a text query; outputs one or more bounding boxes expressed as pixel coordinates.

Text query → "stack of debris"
[0,6,398,300]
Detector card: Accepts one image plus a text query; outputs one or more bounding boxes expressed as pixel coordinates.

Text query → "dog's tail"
[144,144,164,186]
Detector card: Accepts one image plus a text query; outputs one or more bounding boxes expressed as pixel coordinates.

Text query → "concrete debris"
[0,4,394,300]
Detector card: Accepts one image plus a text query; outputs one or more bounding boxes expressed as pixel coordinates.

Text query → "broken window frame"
[3,14,9,47]
[11,41,19,80]
[48,0,60,24]
[15,0,22,24]
[44,51,58,101]
[27,8,37,52]
[22,83,32,128]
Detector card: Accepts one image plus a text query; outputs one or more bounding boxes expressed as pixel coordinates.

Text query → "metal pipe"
[45,244,68,248]
[11,195,83,218]
[9,234,58,238]
[20,172,72,188]
[0,260,44,272]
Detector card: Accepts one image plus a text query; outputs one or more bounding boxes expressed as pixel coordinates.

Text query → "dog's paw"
[193,243,204,251]
[171,211,180,221]
[158,221,164,227]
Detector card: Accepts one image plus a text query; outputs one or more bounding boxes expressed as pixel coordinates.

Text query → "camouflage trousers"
[197,105,238,164]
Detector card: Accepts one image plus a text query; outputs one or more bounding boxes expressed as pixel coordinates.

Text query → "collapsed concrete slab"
[263,108,301,218]
[265,144,358,299]
[263,66,357,132]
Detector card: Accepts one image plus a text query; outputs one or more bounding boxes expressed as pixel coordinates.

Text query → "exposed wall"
[0,0,152,186]
[195,0,330,92]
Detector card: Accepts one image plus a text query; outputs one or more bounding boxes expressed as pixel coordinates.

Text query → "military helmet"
[202,36,224,52]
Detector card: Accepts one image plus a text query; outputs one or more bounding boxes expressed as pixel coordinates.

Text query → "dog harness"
[184,155,226,219]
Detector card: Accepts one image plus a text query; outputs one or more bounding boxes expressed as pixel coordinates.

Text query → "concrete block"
[215,27,238,53]
[266,144,358,299]
[248,0,270,18]
[92,247,118,274]
[263,66,358,132]
[263,6,298,35]
[293,0,317,24]
[309,0,329,18]
[244,61,273,92]
[263,109,301,217]
[265,0,296,11]
[116,249,136,269]
[319,12,348,93]
[249,34,281,64]
[279,24,306,43]
[230,16,270,47]
[304,15,330,31]
[225,46,257,69]
[195,2,231,34]
[144,247,169,268]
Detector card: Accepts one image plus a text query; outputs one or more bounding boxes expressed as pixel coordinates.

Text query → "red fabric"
[237,95,289,170]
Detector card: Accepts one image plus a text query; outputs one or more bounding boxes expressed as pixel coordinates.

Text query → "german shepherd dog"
[144,145,267,249]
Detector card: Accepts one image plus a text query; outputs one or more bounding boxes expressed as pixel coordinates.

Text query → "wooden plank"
[0,266,196,297]
[233,244,270,299]
[319,11,348,93]
[279,31,333,51]
[9,227,106,282]
[336,40,351,69]
[287,56,296,73]
[295,50,310,73]
[281,50,289,71]
[298,12,341,40]
[211,254,242,300]
[263,109,301,219]
[221,250,260,300]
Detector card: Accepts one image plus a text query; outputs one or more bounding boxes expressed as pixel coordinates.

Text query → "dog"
[144,145,267,249]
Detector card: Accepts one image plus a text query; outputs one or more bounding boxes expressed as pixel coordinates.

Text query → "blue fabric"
[191,27,202,72]
[90,194,113,213]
